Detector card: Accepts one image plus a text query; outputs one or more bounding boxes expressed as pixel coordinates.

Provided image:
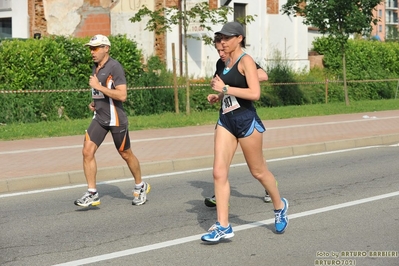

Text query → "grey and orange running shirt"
[91,57,128,126]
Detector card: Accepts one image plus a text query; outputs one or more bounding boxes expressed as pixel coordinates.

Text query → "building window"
[378,9,382,17]
[234,3,246,38]
[379,25,382,32]
[0,17,12,38]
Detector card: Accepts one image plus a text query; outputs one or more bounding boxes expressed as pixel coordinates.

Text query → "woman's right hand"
[207,94,220,105]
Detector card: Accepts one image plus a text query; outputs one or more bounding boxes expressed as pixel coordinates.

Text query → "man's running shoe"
[201,222,234,242]
[274,198,289,233]
[74,191,100,207]
[264,190,272,203]
[204,195,216,207]
[132,182,151,205]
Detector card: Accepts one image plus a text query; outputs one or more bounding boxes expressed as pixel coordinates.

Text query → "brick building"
[372,0,399,41]
[1,0,310,77]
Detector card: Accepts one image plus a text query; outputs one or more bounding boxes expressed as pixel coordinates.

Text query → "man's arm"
[89,75,127,102]
[255,63,268,82]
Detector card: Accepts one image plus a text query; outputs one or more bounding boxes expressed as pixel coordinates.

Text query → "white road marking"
[0,145,386,199]
[53,191,399,266]
[1,116,398,155]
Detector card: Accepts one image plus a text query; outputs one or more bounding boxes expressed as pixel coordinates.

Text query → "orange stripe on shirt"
[106,75,120,126]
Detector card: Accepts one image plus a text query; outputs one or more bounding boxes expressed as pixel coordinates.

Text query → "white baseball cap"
[85,34,111,47]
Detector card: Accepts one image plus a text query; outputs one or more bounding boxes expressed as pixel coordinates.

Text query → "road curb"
[2,133,399,194]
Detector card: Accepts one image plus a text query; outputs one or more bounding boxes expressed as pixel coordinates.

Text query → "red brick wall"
[209,0,218,9]
[28,0,47,37]
[75,13,111,37]
[267,0,279,14]
[165,0,179,7]
[74,0,111,37]
[28,0,111,38]
[154,0,167,61]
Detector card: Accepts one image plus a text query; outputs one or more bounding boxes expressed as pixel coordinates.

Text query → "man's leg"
[119,148,142,183]
[82,139,98,189]
[114,127,150,205]
[74,120,106,207]
[119,148,150,205]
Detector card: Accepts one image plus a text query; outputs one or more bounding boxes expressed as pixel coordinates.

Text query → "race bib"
[91,81,105,99]
[222,95,240,114]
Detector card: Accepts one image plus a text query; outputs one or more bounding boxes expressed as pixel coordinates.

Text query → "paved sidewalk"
[1,110,399,193]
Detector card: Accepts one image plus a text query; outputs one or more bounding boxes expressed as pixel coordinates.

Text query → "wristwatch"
[222,85,229,95]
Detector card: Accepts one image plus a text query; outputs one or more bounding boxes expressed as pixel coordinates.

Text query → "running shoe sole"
[204,197,216,207]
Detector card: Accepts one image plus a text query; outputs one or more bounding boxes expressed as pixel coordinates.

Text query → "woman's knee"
[249,166,270,181]
[213,167,228,181]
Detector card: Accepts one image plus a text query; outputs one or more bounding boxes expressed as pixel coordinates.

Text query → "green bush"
[0,35,152,123]
[313,37,399,101]
[3,35,399,125]
[265,59,307,106]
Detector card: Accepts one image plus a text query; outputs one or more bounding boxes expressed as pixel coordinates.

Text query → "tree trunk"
[184,0,190,114]
[343,52,350,106]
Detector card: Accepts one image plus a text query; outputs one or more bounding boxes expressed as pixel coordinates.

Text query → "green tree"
[130,1,255,114]
[281,0,381,106]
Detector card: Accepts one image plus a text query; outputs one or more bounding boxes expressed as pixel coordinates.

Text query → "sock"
[88,188,97,194]
[135,182,144,189]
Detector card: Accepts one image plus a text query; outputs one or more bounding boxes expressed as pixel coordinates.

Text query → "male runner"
[74,34,150,207]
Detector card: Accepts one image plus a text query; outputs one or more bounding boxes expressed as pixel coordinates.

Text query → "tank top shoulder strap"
[223,52,246,75]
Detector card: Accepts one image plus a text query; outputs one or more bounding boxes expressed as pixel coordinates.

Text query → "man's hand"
[88,101,96,111]
[89,75,101,91]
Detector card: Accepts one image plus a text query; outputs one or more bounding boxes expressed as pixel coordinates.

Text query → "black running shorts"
[85,119,131,151]
[217,108,265,138]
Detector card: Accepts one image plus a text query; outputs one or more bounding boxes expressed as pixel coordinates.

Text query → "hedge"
[1,35,399,124]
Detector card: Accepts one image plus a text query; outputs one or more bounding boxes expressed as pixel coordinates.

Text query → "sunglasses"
[89,45,105,52]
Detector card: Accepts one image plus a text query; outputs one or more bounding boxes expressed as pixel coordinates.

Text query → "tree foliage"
[281,0,382,105]
[282,0,381,43]
[130,2,255,45]
[130,1,256,114]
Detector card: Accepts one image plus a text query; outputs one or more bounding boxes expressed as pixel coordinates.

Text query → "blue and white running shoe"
[201,222,234,242]
[274,198,288,233]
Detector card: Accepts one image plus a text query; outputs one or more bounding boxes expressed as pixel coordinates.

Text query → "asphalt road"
[1,146,399,266]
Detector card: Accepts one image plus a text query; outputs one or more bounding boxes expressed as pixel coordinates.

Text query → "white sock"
[135,182,144,189]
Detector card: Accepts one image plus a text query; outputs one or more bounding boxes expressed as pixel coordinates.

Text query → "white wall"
[111,0,310,77]
[43,0,83,36]
[110,0,155,64]
[165,0,310,77]
[263,1,309,71]
[265,13,309,71]
[165,0,222,78]
[0,0,29,38]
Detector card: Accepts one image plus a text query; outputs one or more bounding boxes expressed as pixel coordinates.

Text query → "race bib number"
[92,87,104,99]
[222,95,240,114]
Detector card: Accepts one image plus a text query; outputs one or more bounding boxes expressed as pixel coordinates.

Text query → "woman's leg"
[213,125,238,227]
[238,130,284,210]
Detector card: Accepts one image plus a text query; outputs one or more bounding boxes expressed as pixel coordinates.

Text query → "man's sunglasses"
[89,45,105,52]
